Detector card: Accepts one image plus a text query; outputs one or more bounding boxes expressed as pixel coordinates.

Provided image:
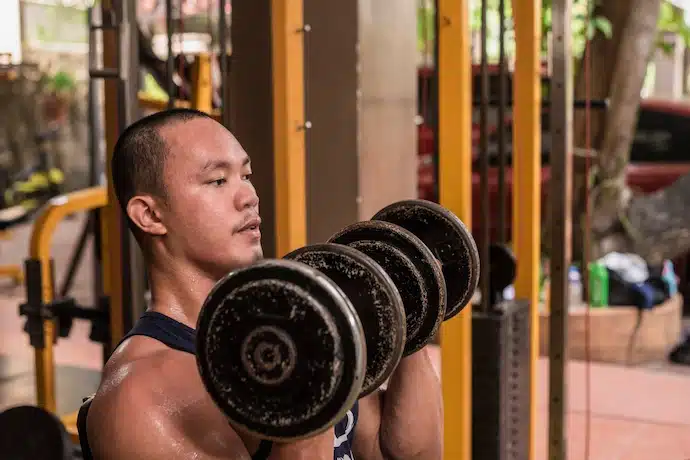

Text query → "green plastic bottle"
[588,261,609,308]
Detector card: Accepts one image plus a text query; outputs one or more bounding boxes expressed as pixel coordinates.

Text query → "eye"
[210,178,227,187]
[242,173,253,182]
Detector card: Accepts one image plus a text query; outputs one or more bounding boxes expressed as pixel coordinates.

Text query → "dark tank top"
[78,311,359,460]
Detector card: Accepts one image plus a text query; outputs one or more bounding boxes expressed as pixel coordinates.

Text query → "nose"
[236,181,259,211]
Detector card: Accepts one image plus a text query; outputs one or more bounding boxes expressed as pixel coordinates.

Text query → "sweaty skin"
[87,116,443,460]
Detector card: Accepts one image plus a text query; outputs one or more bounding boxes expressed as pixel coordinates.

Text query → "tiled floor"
[1,216,690,459]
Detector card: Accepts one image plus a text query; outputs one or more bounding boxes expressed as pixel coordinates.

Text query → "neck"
[147,255,219,330]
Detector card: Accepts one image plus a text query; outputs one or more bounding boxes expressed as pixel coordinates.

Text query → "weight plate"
[285,243,406,397]
[329,220,446,355]
[196,259,365,441]
[372,199,480,320]
[0,405,73,460]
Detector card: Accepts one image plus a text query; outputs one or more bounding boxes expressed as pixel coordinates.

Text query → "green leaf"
[658,2,675,25]
[592,16,613,38]
[656,38,675,56]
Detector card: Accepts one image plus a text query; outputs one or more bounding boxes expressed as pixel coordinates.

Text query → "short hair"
[111,108,214,214]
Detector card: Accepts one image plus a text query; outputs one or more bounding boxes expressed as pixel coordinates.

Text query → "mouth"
[237,216,262,234]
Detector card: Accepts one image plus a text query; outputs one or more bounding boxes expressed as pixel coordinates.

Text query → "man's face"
[155,118,262,277]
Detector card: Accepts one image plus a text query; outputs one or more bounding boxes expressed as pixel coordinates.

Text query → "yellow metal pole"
[271,0,307,256]
[35,261,56,413]
[512,1,542,459]
[27,187,108,412]
[0,262,22,285]
[438,1,472,459]
[191,53,214,114]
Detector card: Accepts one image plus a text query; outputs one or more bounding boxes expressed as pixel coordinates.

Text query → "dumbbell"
[195,199,480,442]
[329,199,480,355]
[370,199,480,320]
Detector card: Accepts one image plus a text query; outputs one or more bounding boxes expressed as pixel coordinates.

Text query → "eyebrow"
[200,156,250,172]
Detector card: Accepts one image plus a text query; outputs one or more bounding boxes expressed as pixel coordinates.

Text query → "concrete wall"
[230,0,418,255]
[305,0,418,244]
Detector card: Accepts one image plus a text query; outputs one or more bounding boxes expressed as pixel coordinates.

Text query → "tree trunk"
[567,0,662,264]
[546,0,631,263]
[572,1,632,150]
[589,0,662,258]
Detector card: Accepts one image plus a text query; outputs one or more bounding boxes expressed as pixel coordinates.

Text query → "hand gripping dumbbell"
[195,199,480,442]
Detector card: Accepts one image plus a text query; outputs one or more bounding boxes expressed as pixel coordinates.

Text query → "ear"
[126,195,167,236]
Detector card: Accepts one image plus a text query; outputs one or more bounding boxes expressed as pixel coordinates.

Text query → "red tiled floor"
[541,360,690,426]
[616,422,690,460]
[534,413,645,460]
[429,343,690,459]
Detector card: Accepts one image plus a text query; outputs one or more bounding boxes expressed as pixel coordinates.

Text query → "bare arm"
[353,346,444,460]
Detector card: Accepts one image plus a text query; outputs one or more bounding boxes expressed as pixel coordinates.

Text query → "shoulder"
[87,349,187,458]
[88,345,250,459]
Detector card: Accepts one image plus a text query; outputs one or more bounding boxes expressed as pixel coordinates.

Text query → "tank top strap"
[117,311,196,355]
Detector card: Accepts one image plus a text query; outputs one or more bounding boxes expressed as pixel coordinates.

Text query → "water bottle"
[568,266,583,308]
[588,261,609,308]
[662,260,678,297]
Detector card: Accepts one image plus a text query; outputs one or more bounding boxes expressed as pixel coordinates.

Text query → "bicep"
[352,391,385,460]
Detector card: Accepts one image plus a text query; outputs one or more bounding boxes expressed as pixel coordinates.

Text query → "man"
[84,109,443,459]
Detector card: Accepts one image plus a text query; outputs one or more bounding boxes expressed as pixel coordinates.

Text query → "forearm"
[379,347,443,460]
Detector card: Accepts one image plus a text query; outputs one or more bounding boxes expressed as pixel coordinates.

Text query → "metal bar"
[91,211,106,362]
[120,0,146,331]
[472,98,608,109]
[88,8,122,82]
[98,0,142,346]
[218,0,230,128]
[23,256,56,412]
[165,0,175,109]
[479,0,490,312]
[548,0,573,458]
[191,53,213,113]
[431,1,440,204]
[87,8,98,80]
[36,258,56,412]
[437,0,473,458]
[88,77,102,186]
[87,57,104,340]
[115,31,133,338]
[100,0,123,351]
[497,0,507,244]
[89,68,120,80]
[89,8,117,30]
[58,215,92,298]
[512,1,542,458]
